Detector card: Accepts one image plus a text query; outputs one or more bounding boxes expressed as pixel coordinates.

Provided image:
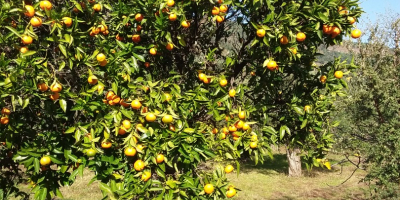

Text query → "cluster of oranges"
[204,183,236,198]
[211,1,228,23]
[0,108,11,125]
[323,6,361,39]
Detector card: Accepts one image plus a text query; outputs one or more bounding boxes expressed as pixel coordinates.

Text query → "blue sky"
[359,0,400,27]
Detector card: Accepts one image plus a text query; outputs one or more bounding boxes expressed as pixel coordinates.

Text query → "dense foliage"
[0,0,362,199]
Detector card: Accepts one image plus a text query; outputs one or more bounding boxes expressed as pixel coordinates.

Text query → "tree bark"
[286,146,302,177]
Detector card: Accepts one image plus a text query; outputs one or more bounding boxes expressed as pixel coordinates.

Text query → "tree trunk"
[286,147,302,177]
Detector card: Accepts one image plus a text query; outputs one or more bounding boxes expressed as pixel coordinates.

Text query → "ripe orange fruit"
[250,142,257,149]
[22,35,33,45]
[134,160,145,171]
[228,125,237,132]
[216,16,224,23]
[198,73,206,81]
[211,128,218,134]
[225,165,234,173]
[334,71,343,79]
[20,46,28,53]
[219,79,228,87]
[86,149,96,157]
[338,6,348,15]
[100,25,107,32]
[218,0,223,3]
[122,120,131,129]
[166,0,175,7]
[251,135,258,141]
[169,124,176,132]
[131,99,142,110]
[136,25,142,32]
[331,26,341,38]
[223,127,229,134]
[144,62,150,68]
[169,13,177,21]
[106,91,115,100]
[220,133,226,139]
[323,25,332,35]
[220,5,228,13]
[111,95,121,104]
[30,17,42,27]
[93,4,101,12]
[166,43,174,51]
[164,93,172,101]
[136,144,145,151]
[320,75,327,83]
[24,5,35,17]
[242,123,250,131]
[0,117,9,125]
[204,184,214,194]
[1,108,11,115]
[118,127,126,135]
[146,113,156,122]
[132,34,141,43]
[296,32,306,42]
[37,83,48,92]
[50,82,62,92]
[156,154,164,164]
[99,60,108,66]
[96,53,106,62]
[40,156,51,166]
[280,35,289,45]
[348,17,356,25]
[236,120,244,129]
[250,71,256,76]
[238,111,245,119]
[212,7,220,15]
[50,93,60,101]
[39,1,52,10]
[257,29,265,38]
[62,17,73,27]
[162,115,173,124]
[181,21,190,28]
[88,75,98,85]
[88,0,96,3]
[266,60,277,71]
[141,171,151,181]
[226,188,237,198]
[304,105,311,112]
[229,89,236,97]
[115,34,124,41]
[101,142,112,149]
[124,147,137,156]
[351,29,362,39]
[135,13,144,22]
[149,48,157,55]
[203,77,212,84]
[290,48,297,55]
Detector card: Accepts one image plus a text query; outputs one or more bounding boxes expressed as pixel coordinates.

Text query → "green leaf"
[59,44,68,58]
[5,26,21,37]
[293,106,305,115]
[183,128,195,134]
[22,98,30,109]
[59,99,67,113]
[34,158,40,174]
[279,126,286,140]
[39,188,47,200]
[99,183,115,199]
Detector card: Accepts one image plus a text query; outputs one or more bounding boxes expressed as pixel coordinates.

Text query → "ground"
[15,151,367,200]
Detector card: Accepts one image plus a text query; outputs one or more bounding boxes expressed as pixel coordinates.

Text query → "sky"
[359,0,400,28]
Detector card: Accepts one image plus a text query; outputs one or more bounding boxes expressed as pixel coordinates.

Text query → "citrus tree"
[0,0,362,199]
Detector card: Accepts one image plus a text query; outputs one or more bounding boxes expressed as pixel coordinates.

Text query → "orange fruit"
[141,171,151,181]
[351,29,362,39]
[242,123,250,131]
[20,46,28,53]
[106,91,115,100]
[290,48,297,55]
[120,99,130,107]
[220,133,226,139]
[167,0,175,7]
[134,159,145,171]
[166,43,174,51]
[256,29,265,38]
[86,149,96,157]
[131,99,142,110]
[39,1,52,10]
[50,93,60,101]
[149,48,157,55]
[62,17,73,27]
[204,184,214,194]
[50,82,62,92]
[266,60,277,71]
[144,62,150,68]
[251,135,258,141]
[331,26,341,38]
[225,165,234,173]
[40,156,51,166]
[100,25,107,32]
[203,77,212,84]
[212,128,218,134]
[236,120,244,129]
[198,73,206,81]
[96,53,106,62]
[216,16,224,23]
[334,71,343,79]
[132,34,141,43]
[124,147,137,156]
[24,5,35,17]
[146,113,156,122]
[181,21,190,28]
[348,17,356,25]
[0,117,9,125]
[111,95,121,104]
[165,93,172,101]
[226,188,236,198]
[223,127,229,134]
[238,111,246,119]
[162,115,173,124]
[135,13,144,22]
[169,124,176,132]
[296,32,306,42]
[30,17,42,27]
[250,71,256,76]
[118,127,126,135]
[304,105,311,112]
[93,4,101,12]
[212,7,220,15]
[228,125,237,132]
[250,142,257,149]
[218,0,223,3]
[229,89,236,97]
[37,83,48,92]
[136,144,144,151]
[280,35,289,45]
[156,154,164,164]
[169,13,177,21]
[116,34,124,41]
[122,120,131,129]
[219,79,228,87]
[101,142,112,149]
[1,108,11,115]
[136,25,142,32]
[22,35,33,45]
[322,25,332,35]
[320,75,327,83]
[88,75,98,85]
[99,60,108,66]
[220,5,228,13]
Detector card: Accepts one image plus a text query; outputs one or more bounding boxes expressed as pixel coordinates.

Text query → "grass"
[15,151,367,200]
